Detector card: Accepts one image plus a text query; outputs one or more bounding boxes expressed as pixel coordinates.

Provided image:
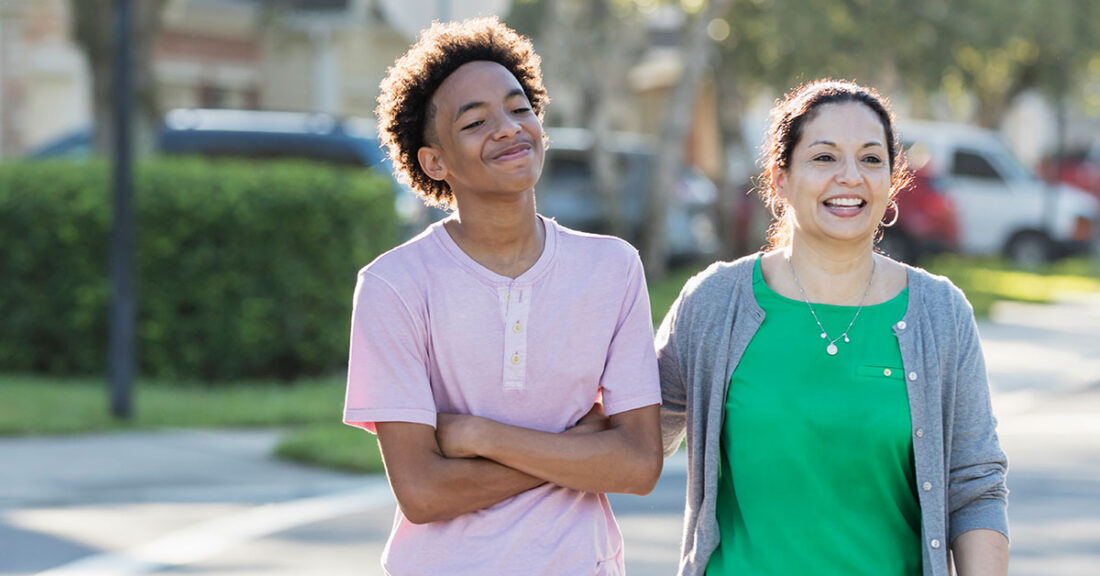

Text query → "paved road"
[1,294,1098,575]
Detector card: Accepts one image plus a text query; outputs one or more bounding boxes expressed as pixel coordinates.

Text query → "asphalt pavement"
[1,292,1098,575]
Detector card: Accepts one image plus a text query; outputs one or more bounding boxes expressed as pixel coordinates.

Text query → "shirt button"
[896,321,907,330]
[511,353,521,365]
[883,368,892,377]
[512,322,522,333]
[908,371,918,381]
[923,481,933,491]
[915,428,924,438]
[930,539,941,549]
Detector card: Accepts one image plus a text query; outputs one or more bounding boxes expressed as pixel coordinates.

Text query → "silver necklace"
[786,256,876,356]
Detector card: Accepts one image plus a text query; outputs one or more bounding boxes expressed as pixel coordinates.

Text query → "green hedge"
[0,158,398,381]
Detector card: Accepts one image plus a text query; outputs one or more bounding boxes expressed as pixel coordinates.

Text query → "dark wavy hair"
[756,79,911,249]
[375,17,548,210]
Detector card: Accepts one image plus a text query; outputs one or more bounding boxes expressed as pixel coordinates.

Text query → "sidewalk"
[0,429,364,508]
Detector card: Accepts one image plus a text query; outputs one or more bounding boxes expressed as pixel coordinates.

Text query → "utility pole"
[109,0,135,419]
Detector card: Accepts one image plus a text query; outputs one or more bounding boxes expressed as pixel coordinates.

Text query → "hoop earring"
[770,200,785,221]
[882,200,900,228]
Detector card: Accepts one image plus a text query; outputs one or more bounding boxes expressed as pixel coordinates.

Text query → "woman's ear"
[772,165,787,200]
[418,146,447,182]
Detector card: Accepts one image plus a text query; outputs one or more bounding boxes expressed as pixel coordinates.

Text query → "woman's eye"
[812,154,835,162]
[863,155,884,164]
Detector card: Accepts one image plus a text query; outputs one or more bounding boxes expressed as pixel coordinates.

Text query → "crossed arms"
[375,403,662,525]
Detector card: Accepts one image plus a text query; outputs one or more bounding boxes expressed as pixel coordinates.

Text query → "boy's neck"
[444,191,545,279]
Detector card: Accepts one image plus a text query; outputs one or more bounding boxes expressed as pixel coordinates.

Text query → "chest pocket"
[856,364,905,382]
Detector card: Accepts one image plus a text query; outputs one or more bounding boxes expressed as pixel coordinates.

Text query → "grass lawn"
[274,422,385,474]
[0,374,347,435]
[921,255,1100,317]
[4,256,1097,474]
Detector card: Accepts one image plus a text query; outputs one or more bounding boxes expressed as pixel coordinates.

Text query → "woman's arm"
[952,529,1009,576]
[945,289,1009,544]
[656,297,688,457]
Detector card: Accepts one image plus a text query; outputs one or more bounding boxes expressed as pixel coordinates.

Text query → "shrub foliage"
[0,158,398,381]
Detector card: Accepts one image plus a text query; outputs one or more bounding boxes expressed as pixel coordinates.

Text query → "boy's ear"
[418,145,447,182]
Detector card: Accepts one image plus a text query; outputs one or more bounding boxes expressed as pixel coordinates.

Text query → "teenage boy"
[343,18,662,575]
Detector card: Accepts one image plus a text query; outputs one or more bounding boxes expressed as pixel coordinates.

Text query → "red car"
[877,165,961,264]
[1039,146,1100,203]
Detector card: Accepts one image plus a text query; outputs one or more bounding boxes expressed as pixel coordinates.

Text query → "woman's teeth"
[825,197,863,207]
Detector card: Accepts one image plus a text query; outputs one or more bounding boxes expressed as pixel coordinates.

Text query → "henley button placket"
[500,285,531,391]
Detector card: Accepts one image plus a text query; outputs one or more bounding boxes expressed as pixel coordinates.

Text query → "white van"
[899,121,1098,264]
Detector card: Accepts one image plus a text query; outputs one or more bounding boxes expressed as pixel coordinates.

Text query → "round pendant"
[826,343,838,355]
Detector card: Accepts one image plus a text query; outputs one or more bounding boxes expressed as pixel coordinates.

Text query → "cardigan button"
[908,371,918,381]
[923,481,933,491]
[930,539,941,549]
[915,428,924,438]
[896,320,907,330]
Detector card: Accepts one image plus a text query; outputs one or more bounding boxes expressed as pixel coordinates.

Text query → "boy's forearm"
[442,405,662,495]
[399,457,545,524]
[376,421,544,525]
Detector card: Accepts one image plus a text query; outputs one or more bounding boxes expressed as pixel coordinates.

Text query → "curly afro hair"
[376,17,548,210]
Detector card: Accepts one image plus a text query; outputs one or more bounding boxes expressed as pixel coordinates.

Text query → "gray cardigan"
[657,254,1008,576]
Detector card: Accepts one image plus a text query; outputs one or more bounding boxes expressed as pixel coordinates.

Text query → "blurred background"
[1,1,1099,575]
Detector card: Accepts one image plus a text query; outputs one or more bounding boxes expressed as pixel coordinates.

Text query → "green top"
[706,256,921,575]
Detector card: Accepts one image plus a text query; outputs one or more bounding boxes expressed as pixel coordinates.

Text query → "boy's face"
[418,61,544,201]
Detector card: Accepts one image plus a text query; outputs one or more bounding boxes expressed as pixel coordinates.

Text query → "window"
[952,150,1003,182]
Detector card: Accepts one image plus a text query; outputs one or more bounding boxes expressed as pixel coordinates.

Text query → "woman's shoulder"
[680,253,757,301]
[900,260,974,318]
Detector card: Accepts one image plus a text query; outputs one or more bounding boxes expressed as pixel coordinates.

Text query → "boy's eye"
[513,107,532,115]
[461,120,484,130]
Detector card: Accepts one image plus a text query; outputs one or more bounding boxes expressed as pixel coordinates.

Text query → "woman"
[657,79,1008,576]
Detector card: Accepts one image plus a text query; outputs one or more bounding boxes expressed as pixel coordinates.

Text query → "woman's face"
[776,101,892,249]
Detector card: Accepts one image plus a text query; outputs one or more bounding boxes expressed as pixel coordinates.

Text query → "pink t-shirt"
[344,216,661,575]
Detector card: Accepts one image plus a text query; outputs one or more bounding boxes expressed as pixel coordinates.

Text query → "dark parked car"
[25,108,431,234]
[537,127,720,261]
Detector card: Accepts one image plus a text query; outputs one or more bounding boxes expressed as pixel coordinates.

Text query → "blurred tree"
[515,0,732,277]
[711,0,1100,128]
[516,0,1100,267]
[644,0,734,279]
[70,0,167,155]
[511,0,648,240]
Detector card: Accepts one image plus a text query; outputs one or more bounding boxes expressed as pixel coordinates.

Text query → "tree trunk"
[540,0,642,240]
[643,0,733,279]
[713,59,748,260]
[70,0,165,156]
[587,1,641,240]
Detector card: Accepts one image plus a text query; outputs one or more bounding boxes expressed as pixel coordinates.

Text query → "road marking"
[35,481,394,576]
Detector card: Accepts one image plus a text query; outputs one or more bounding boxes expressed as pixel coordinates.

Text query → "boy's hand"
[436,413,486,459]
[566,402,609,435]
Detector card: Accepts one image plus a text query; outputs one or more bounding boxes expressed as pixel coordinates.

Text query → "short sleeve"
[343,270,436,433]
[598,254,662,416]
